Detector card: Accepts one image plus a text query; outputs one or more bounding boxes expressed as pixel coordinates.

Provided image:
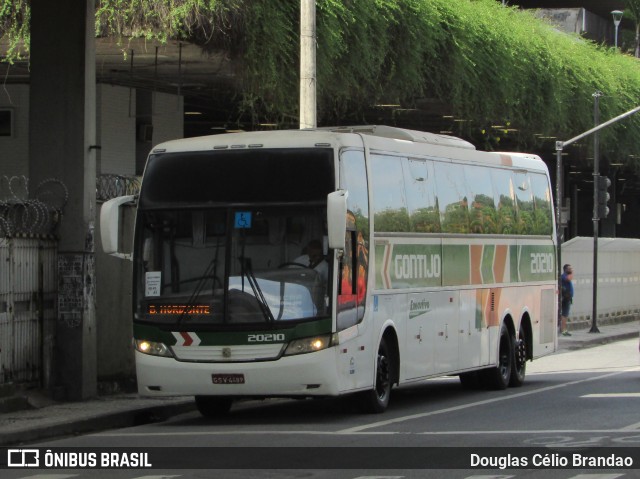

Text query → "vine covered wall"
[2,0,640,170]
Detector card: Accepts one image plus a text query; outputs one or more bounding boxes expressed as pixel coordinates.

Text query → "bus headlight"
[284,334,333,356]
[135,339,173,358]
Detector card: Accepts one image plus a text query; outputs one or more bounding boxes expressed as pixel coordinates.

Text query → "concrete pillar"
[29,0,97,400]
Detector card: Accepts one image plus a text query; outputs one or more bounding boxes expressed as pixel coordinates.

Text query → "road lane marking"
[96,430,401,436]
[528,366,640,375]
[582,393,640,398]
[338,371,626,434]
[14,476,79,479]
[567,475,624,479]
[620,420,640,431]
[96,427,640,437]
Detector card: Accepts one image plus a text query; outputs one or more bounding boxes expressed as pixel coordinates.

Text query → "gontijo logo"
[377,243,443,289]
[395,253,441,280]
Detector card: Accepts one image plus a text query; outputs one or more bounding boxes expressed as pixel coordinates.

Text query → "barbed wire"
[0,176,68,238]
[96,174,141,202]
[0,174,141,238]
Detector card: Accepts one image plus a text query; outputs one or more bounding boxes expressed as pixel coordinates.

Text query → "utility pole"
[591,91,602,333]
[300,0,316,129]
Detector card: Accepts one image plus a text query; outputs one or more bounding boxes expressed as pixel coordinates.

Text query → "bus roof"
[151,126,547,173]
[316,125,476,150]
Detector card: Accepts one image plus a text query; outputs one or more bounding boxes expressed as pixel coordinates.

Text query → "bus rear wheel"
[509,325,527,387]
[482,323,512,390]
[195,396,233,418]
[358,337,392,414]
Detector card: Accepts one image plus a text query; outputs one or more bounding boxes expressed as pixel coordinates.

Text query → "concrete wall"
[152,91,184,146]
[562,237,640,323]
[95,202,136,385]
[1,84,183,179]
[0,85,30,177]
[535,8,613,45]
[97,85,136,176]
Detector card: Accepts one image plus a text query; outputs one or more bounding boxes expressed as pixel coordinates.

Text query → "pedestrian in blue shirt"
[561,264,574,336]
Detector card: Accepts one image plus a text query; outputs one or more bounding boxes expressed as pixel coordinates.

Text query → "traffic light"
[597,175,611,219]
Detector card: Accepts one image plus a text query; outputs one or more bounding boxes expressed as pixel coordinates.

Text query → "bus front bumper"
[135,348,341,397]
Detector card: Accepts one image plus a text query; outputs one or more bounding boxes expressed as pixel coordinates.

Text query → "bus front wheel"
[358,337,392,414]
[195,396,233,418]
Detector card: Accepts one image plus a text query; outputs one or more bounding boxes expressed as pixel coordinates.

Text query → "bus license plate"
[211,373,245,385]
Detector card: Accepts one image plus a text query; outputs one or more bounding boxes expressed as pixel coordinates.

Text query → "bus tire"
[195,396,233,417]
[509,325,527,387]
[359,337,392,413]
[482,323,512,390]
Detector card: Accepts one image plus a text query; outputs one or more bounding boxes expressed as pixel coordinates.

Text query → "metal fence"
[0,237,57,385]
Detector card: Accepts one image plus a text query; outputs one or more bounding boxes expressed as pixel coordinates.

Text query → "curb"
[559,330,639,351]
[566,315,639,331]
[0,400,195,447]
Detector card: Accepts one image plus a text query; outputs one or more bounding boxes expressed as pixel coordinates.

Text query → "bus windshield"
[135,206,330,325]
[132,147,334,326]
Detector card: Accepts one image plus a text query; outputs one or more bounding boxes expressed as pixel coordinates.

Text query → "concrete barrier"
[562,237,640,328]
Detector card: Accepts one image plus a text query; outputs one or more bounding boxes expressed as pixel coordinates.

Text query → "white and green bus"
[101,125,557,416]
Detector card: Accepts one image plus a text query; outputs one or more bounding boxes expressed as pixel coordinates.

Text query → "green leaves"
[3,0,640,171]
[0,0,30,62]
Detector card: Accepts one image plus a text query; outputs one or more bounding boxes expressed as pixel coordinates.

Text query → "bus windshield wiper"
[238,257,275,323]
[177,239,221,324]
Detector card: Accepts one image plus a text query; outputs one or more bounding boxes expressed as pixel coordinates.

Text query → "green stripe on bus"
[374,240,555,290]
[133,317,332,345]
[481,245,495,284]
[442,245,470,286]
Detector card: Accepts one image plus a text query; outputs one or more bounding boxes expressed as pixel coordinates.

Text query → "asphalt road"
[3,337,639,478]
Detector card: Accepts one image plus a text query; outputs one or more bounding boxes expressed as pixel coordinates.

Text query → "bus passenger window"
[514,172,534,235]
[405,158,439,233]
[371,154,411,232]
[465,165,497,235]
[531,173,553,235]
[434,162,470,234]
[491,169,517,234]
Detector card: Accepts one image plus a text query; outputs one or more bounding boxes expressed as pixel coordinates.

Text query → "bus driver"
[294,239,328,283]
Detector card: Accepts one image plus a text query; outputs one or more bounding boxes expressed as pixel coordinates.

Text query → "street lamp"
[612,10,623,49]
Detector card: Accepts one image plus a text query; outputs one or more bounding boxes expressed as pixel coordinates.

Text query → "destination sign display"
[147,304,211,315]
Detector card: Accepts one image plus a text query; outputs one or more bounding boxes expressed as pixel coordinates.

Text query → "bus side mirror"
[100,195,136,260]
[327,190,348,251]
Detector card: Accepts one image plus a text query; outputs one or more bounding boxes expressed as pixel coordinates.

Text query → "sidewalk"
[0,320,637,447]
[0,392,195,447]
[559,318,640,351]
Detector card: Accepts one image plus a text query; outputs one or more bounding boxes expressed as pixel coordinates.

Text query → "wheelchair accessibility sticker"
[235,212,252,229]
